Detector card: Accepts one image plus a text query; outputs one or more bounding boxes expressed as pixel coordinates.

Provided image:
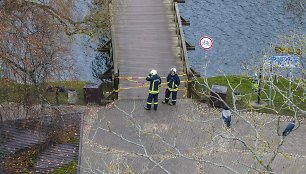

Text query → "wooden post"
[114,69,119,100]
[56,87,59,106]
[187,72,192,98]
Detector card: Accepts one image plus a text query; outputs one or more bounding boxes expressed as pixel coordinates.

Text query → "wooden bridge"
[104,0,195,100]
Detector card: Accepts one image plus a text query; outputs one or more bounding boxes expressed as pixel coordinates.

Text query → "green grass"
[192,75,305,116]
[53,160,78,174]
[0,79,30,103]
[0,79,116,105]
[0,79,90,105]
[48,81,89,105]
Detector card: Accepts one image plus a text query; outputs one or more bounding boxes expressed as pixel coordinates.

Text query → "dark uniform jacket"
[146,74,162,94]
[167,74,180,91]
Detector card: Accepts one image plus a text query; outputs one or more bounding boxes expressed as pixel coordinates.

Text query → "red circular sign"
[200,36,213,51]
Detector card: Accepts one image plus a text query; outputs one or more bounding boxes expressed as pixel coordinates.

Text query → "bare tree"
[0,0,112,114]
[79,31,305,173]
[79,65,305,174]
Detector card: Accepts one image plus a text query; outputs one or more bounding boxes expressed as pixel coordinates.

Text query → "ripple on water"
[180,0,306,76]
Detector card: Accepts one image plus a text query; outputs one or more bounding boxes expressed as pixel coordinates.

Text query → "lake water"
[71,0,306,82]
[179,0,306,76]
[70,0,102,82]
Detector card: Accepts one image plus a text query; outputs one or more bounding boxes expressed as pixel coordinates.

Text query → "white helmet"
[150,69,157,75]
[170,67,176,73]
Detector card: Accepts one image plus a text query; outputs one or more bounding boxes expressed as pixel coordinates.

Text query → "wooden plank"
[111,0,188,99]
[181,16,190,26]
[186,41,195,50]
[174,0,186,3]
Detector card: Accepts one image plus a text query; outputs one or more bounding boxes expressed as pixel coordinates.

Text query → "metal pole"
[269,64,273,106]
[288,68,292,105]
[204,52,208,95]
[257,67,262,105]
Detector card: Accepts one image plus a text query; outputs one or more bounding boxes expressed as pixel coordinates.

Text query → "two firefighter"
[144,68,180,111]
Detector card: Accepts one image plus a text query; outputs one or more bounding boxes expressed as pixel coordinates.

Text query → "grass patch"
[192,75,305,116]
[53,160,78,174]
[0,79,34,104]
[0,79,90,105]
[47,81,89,105]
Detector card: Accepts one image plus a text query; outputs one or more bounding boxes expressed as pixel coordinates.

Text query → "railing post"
[187,72,192,98]
[113,70,119,99]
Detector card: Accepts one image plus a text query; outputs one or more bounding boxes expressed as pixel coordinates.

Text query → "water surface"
[180,0,306,76]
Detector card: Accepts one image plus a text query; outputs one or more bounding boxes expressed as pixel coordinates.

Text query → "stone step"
[33,144,77,173]
[0,128,47,154]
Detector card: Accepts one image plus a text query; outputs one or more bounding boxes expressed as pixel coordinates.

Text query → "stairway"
[32,144,77,173]
[0,113,82,173]
[0,127,47,154]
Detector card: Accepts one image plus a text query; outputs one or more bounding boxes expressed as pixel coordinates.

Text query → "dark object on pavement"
[282,120,296,136]
[210,85,228,108]
[222,107,231,128]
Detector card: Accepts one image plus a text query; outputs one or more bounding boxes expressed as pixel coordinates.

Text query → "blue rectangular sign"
[266,56,300,68]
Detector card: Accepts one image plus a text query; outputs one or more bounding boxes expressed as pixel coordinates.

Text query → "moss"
[53,160,78,174]
[67,137,80,145]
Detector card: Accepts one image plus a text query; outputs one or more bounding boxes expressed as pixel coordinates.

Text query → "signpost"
[199,36,213,62]
[200,36,213,51]
[199,36,213,94]
[265,55,301,106]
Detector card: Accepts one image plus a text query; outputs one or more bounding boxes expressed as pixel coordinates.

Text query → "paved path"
[80,100,306,173]
[112,0,187,99]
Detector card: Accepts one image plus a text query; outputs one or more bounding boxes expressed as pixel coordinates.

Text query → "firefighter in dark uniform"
[144,69,162,110]
[162,67,180,105]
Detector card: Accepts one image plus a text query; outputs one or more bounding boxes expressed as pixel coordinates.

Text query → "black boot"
[169,100,176,106]
[153,104,158,110]
[162,98,169,104]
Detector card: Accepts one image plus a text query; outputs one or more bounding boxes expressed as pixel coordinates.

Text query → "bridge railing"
[172,1,193,98]
[109,1,200,100]
[109,3,119,100]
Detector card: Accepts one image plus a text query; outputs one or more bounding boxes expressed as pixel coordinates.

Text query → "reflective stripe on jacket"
[167,74,180,91]
[252,80,259,91]
[146,74,161,94]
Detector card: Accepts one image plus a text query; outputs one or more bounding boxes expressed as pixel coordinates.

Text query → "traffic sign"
[266,56,300,68]
[200,36,213,51]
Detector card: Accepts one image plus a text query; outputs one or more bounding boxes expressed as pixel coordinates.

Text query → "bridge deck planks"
[112,0,187,99]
